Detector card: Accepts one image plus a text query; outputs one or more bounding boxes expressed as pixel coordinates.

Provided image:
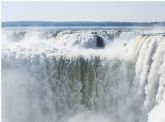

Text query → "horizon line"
[2,21,165,23]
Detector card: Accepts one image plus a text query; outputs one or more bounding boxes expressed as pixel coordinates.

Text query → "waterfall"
[128,34,165,122]
[2,28,165,122]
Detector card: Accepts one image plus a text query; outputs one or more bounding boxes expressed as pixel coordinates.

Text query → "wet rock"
[95,35,105,48]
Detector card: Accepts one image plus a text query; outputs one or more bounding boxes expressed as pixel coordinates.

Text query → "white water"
[2,28,165,122]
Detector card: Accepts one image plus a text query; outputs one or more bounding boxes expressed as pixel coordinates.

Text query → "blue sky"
[2,2,165,22]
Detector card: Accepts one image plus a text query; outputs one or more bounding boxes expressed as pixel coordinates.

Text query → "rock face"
[95,35,105,48]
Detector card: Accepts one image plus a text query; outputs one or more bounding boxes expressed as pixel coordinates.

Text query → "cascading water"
[2,28,165,122]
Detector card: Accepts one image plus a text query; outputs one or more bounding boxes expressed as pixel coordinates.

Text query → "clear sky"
[2,2,165,22]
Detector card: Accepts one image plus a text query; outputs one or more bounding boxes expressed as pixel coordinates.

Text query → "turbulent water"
[2,27,165,122]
